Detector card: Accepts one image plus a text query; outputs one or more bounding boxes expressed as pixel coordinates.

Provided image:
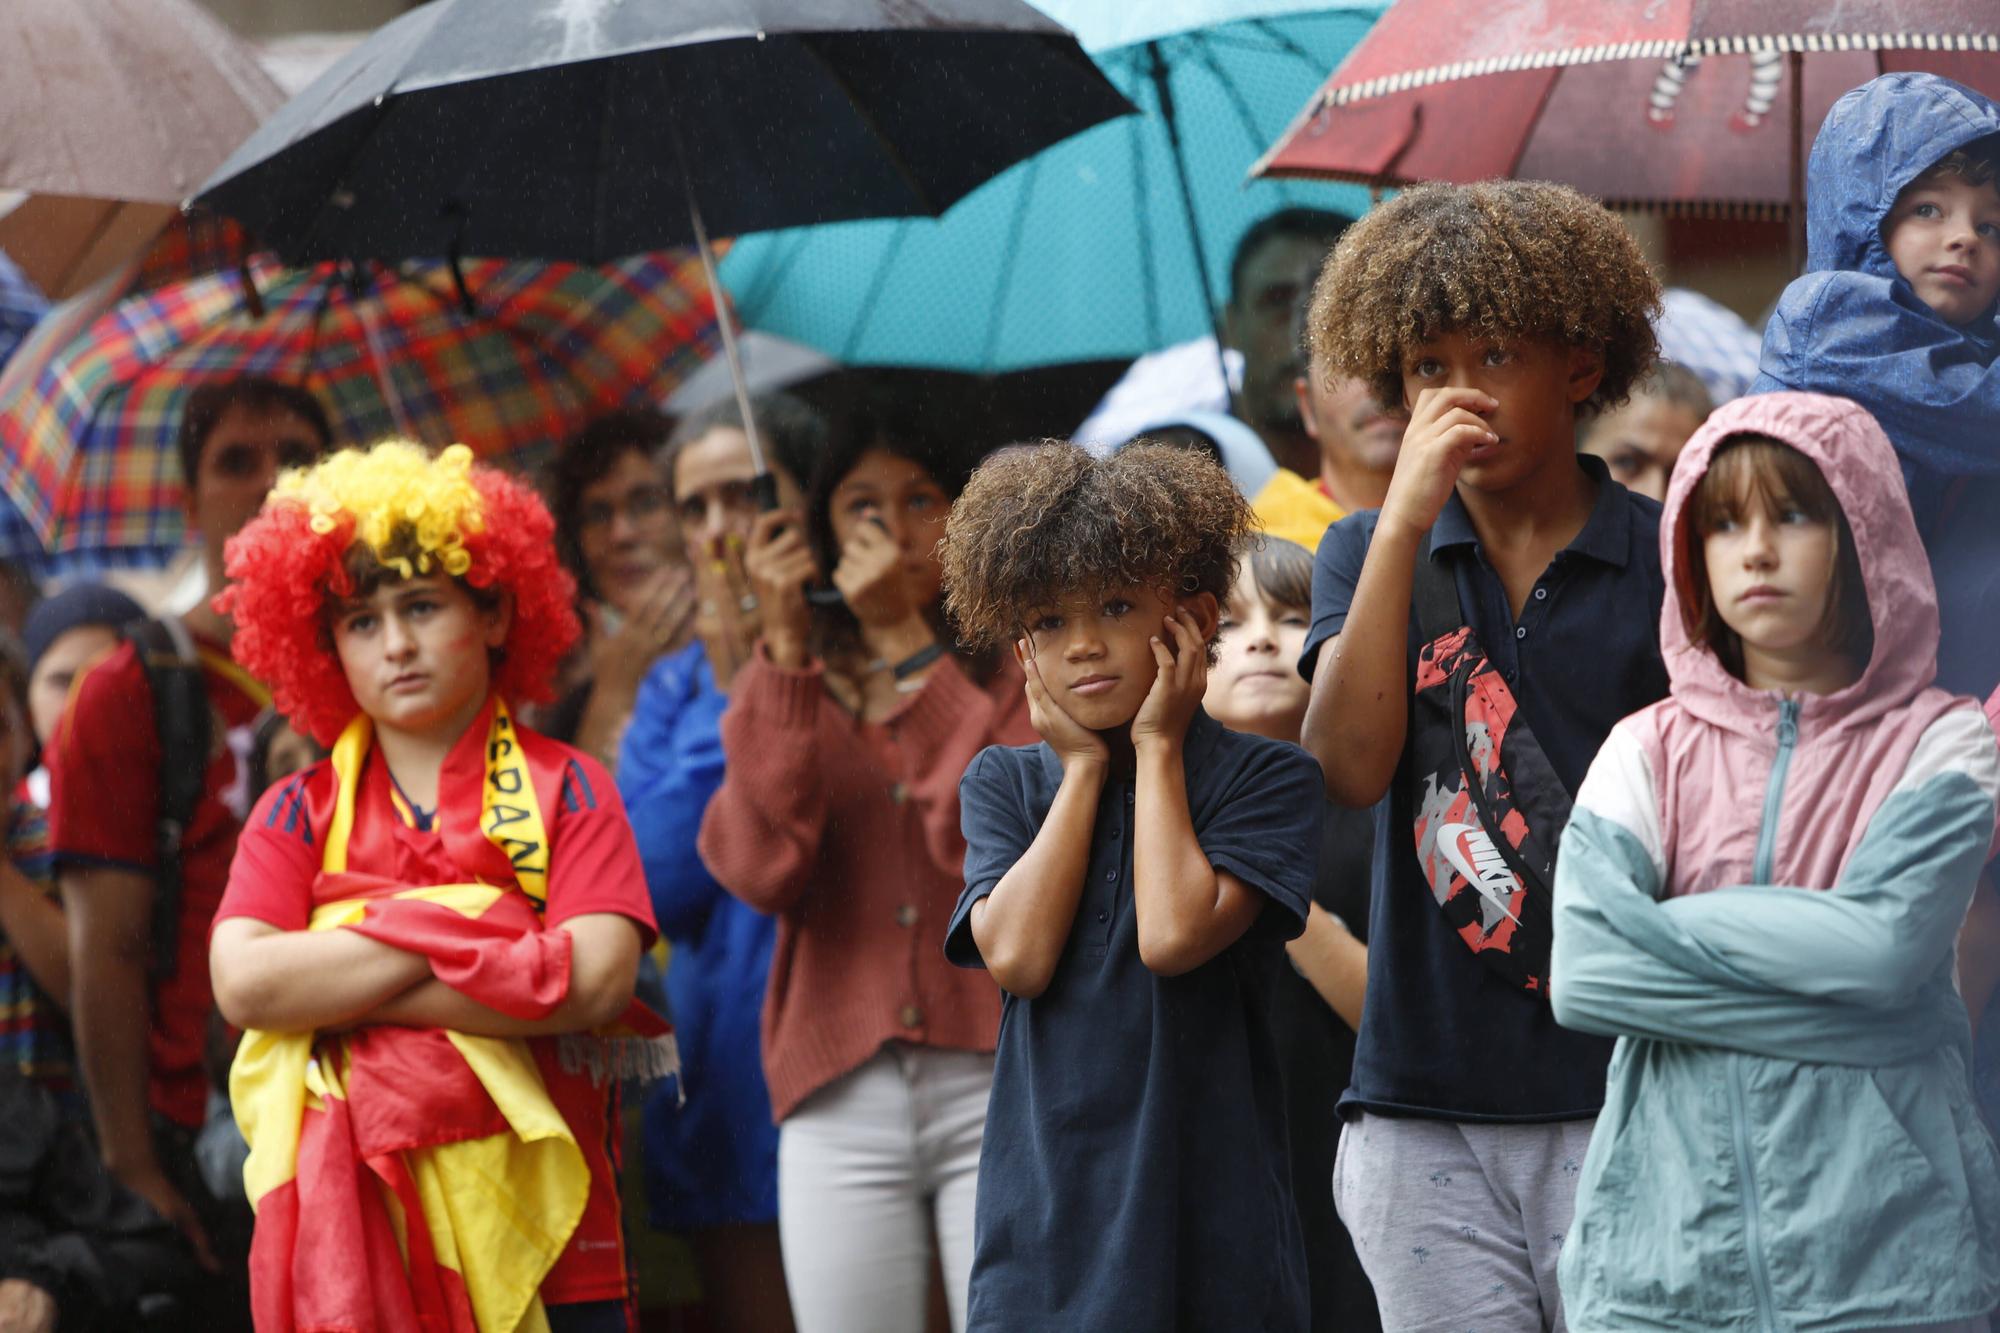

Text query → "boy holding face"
[1299,179,1668,1331]
[940,442,1322,1331]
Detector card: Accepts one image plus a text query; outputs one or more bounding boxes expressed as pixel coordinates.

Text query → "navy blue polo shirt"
[1299,456,1668,1122]
[945,710,1320,1331]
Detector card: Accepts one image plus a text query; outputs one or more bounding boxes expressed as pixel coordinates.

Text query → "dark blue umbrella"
[194,0,1132,266]
[194,0,1132,490]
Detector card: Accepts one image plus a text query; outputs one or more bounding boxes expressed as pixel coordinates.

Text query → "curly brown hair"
[1307,180,1661,415]
[940,441,1253,663]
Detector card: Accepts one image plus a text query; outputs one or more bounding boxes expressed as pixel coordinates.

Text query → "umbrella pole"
[1145,41,1229,390]
[1788,50,1805,274]
[678,159,775,508]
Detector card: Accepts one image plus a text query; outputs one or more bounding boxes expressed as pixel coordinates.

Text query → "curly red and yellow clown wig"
[218,440,580,746]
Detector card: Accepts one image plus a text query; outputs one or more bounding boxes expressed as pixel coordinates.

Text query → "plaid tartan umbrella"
[0,250,718,563]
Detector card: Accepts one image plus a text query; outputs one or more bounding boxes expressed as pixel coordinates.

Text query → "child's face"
[331,574,510,743]
[1883,172,2000,326]
[828,448,951,614]
[187,403,324,556]
[1401,333,1601,493]
[26,623,119,747]
[1023,583,1192,732]
[1580,394,1705,503]
[1203,566,1309,742]
[1702,488,1842,673]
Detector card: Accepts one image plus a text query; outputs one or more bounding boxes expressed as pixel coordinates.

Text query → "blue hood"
[1755,73,2000,697]
[1803,72,2000,288]
[1755,74,2000,529]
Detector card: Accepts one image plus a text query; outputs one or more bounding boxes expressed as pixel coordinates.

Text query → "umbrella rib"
[294,92,407,263]
[1129,110,1162,350]
[978,154,1044,369]
[390,263,592,419]
[793,35,938,217]
[1214,14,1373,69]
[1246,15,1358,74]
[844,221,915,362]
[1190,38,1280,165]
[1145,42,1222,346]
[300,264,341,391]
[736,231,810,315]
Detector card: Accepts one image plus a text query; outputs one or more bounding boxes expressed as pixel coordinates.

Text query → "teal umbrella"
[719,0,1386,372]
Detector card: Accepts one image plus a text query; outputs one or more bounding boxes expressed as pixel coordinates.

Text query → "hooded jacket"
[1754,72,2000,523]
[1550,392,2000,1331]
[1753,75,2000,695]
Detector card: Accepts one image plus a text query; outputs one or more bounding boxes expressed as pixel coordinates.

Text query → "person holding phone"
[616,393,820,1333]
[696,406,1033,1333]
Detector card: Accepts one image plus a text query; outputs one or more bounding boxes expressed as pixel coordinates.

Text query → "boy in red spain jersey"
[209,440,663,1333]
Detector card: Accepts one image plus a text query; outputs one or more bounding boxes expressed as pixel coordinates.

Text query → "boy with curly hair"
[940,442,1323,1330]
[1299,179,1668,1331]
[207,441,662,1333]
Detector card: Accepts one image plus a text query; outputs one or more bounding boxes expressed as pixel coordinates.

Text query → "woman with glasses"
[545,408,696,770]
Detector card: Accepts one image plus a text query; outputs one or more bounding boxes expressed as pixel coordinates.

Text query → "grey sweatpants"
[1332,1110,1593,1333]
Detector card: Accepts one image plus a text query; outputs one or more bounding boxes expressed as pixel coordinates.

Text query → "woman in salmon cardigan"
[697,409,1032,1333]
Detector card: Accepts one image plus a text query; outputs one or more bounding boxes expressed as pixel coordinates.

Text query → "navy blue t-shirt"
[1299,457,1668,1122]
[945,710,1320,1331]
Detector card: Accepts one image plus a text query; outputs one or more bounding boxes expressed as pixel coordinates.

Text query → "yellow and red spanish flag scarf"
[232,698,658,1333]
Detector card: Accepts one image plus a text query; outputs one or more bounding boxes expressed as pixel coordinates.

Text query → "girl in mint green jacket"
[1552,391,2000,1332]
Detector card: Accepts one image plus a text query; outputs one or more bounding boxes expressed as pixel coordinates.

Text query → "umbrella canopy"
[0,251,718,563]
[664,331,839,417]
[0,0,283,304]
[0,0,284,205]
[193,0,1133,266]
[719,0,1384,372]
[1254,0,2000,217]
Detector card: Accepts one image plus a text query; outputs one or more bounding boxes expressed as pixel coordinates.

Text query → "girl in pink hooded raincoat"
[1551,391,2000,1331]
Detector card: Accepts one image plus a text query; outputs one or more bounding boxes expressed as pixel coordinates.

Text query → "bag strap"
[125,617,210,982]
[1410,532,1463,642]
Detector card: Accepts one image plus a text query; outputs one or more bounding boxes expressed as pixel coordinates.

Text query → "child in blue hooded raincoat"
[1753,72,2000,697]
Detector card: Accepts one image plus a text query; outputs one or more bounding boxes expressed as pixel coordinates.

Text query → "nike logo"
[1436,821,1523,925]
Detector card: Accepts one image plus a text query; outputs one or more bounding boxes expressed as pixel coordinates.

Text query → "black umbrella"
[194,0,1131,487]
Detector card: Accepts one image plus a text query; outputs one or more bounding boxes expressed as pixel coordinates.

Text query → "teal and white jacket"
[1551,392,2000,1331]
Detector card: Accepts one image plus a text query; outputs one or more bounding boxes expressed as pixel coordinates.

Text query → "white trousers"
[777,1044,993,1333]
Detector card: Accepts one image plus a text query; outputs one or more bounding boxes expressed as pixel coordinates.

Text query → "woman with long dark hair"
[697,406,1031,1333]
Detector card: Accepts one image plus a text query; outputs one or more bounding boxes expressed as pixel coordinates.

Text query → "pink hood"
[1644,391,1970,895]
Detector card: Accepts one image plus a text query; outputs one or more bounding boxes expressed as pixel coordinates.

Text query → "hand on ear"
[1173,592,1220,657]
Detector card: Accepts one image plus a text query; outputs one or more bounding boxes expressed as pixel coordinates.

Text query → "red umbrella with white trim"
[1253,1,2000,263]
